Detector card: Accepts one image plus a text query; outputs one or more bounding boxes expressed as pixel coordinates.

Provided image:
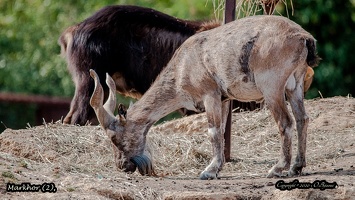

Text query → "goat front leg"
[266,96,293,178]
[286,83,309,176]
[200,95,229,180]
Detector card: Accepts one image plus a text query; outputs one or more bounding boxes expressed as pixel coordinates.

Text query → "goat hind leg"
[266,97,293,178]
[63,96,75,124]
[286,84,309,176]
[64,84,83,124]
[200,95,227,180]
[64,71,97,125]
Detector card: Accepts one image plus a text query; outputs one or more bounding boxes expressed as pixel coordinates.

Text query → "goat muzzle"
[122,160,137,173]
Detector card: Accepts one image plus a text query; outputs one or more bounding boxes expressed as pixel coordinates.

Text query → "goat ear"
[117,103,127,126]
[118,104,127,117]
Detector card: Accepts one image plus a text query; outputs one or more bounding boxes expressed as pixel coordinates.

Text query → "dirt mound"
[1,96,354,199]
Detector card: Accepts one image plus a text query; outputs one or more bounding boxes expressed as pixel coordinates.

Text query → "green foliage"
[0,0,215,131]
[0,0,72,96]
[0,0,215,96]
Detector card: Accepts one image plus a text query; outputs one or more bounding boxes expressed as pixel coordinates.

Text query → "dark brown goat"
[59,5,220,125]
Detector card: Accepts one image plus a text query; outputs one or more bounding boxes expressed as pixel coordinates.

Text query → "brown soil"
[0,96,354,199]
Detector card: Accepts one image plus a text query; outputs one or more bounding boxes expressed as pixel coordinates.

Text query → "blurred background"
[0,0,354,132]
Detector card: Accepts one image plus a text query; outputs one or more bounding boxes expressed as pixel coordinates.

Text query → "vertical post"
[224,0,236,24]
[262,0,280,15]
[224,0,236,162]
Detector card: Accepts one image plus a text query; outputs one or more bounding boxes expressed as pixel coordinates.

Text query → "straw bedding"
[1,96,354,199]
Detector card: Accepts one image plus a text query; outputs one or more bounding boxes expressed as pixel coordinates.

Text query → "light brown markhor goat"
[90,15,319,180]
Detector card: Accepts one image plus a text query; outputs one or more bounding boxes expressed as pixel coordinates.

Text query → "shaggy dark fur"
[59,5,219,125]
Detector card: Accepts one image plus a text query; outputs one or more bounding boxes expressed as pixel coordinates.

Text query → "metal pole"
[224,0,236,24]
[224,0,236,162]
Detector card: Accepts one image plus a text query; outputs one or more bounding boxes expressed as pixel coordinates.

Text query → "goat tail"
[305,38,321,68]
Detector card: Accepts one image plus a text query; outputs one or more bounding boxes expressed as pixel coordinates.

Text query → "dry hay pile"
[0,96,354,199]
[211,0,294,20]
